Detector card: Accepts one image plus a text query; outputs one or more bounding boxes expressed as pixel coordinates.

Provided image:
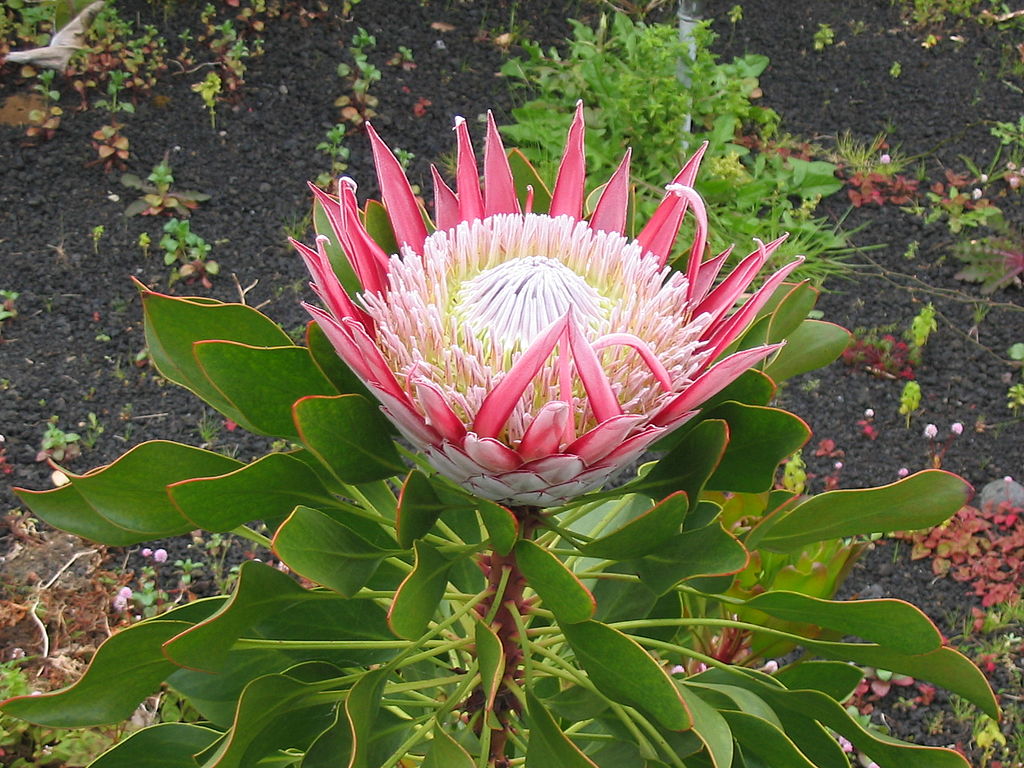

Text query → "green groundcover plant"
[0,107,996,768]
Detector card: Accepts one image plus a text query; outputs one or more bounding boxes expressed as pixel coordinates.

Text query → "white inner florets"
[358,213,712,444]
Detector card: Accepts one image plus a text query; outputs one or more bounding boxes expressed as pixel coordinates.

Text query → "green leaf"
[198,671,340,768]
[515,539,595,624]
[142,290,291,415]
[797,639,998,719]
[396,470,445,549]
[635,520,748,595]
[744,592,942,654]
[704,403,810,493]
[193,342,338,438]
[581,491,689,560]
[525,690,600,768]
[388,541,453,639]
[475,619,506,711]
[346,668,387,768]
[88,723,222,767]
[763,320,851,382]
[750,470,972,552]
[293,394,405,484]
[1,620,193,726]
[508,148,552,213]
[312,195,361,297]
[274,506,398,597]
[162,561,391,673]
[15,481,146,546]
[560,620,691,731]
[363,199,402,256]
[676,684,733,768]
[774,661,863,702]
[476,498,519,555]
[306,321,375,402]
[422,726,475,768]
[169,452,338,532]
[720,711,817,768]
[757,281,818,343]
[17,441,242,543]
[621,420,728,501]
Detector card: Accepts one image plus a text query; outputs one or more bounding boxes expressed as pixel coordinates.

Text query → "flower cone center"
[453,255,605,348]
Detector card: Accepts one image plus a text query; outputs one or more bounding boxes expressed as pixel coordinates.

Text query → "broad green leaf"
[508,148,552,213]
[763,320,851,382]
[622,420,728,501]
[274,506,398,597]
[560,620,691,731]
[199,672,339,768]
[421,726,475,768]
[293,394,405,484]
[774,661,863,703]
[88,723,221,767]
[758,281,818,343]
[16,441,241,542]
[545,685,611,721]
[346,668,387,768]
[581,491,689,560]
[748,675,972,767]
[193,342,338,438]
[476,498,519,555]
[163,561,391,672]
[396,470,445,549]
[525,690,600,768]
[142,290,291,415]
[516,539,595,624]
[475,620,506,711]
[15,481,144,546]
[305,321,375,402]
[1,620,193,726]
[751,470,972,552]
[677,684,733,768]
[700,368,776,410]
[312,195,361,296]
[703,403,810,493]
[744,592,942,654]
[798,639,998,719]
[591,575,657,626]
[388,541,453,639]
[721,711,817,768]
[363,199,401,258]
[169,452,338,532]
[635,520,748,595]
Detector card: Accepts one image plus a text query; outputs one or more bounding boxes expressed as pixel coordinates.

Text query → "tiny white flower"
[863,408,874,418]
[923,423,938,439]
[950,422,963,435]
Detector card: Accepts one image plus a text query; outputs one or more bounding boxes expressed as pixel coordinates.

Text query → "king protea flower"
[295,103,801,507]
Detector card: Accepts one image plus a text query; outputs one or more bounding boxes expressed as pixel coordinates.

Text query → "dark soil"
[1,0,1023,763]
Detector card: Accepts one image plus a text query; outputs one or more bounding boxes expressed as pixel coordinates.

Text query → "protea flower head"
[295,103,802,507]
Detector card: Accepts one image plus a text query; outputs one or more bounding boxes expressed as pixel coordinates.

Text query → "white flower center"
[452,255,606,349]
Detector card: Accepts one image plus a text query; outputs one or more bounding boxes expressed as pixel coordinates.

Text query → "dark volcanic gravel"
[2,0,1023,761]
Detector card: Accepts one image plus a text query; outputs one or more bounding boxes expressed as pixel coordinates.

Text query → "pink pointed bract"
[298,105,802,507]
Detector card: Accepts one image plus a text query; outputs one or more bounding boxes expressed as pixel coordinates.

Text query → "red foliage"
[898,502,1024,607]
[846,172,920,207]
[842,334,918,379]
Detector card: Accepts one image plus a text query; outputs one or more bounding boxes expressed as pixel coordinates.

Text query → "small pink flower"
[923,424,938,439]
[879,154,891,165]
[950,422,963,435]
[141,547,153,557]
[298,104,802,507]
[152,548,168,563]
[669,665,686,675]
[898,467,909,478]
[760,660,779,674]
[112,586,133,612]
[863,408,874,418]
[837,735,853,753]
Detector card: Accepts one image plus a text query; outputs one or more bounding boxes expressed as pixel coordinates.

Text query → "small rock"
[979,477,1024,511]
